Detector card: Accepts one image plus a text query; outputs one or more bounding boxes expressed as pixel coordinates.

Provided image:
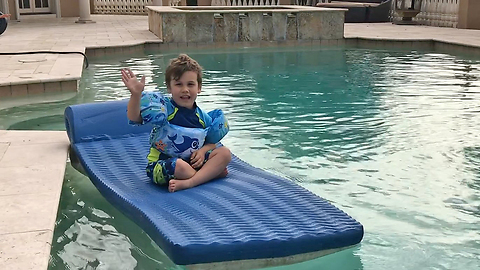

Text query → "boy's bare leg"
[168,159,196,192]
[169,147,231,192]
[173,159,196,180]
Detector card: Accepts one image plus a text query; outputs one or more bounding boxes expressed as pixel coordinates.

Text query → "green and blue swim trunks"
[146,147,213,185]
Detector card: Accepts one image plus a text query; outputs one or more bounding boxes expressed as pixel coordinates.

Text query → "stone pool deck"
[0,131,68,270]
[1,14,480,270]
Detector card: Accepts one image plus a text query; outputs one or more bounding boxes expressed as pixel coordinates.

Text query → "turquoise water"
[1,46,480,269]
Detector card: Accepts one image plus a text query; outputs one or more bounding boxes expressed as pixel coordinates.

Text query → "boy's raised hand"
[121,68,145,96]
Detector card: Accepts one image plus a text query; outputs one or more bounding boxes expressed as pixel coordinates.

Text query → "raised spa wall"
[147,6,346,44]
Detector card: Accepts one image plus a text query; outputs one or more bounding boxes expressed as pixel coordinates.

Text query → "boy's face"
[167,71,201,109]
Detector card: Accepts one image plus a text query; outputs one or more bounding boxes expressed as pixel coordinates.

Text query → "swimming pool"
[2,46,479,269]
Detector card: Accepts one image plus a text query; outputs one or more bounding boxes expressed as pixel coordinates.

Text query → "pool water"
[2,46,479,270]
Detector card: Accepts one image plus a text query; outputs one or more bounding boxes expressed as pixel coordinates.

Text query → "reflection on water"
[1,46,479,269]
[49,164,182,270]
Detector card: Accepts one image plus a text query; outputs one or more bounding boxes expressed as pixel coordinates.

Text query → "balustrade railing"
[211,0,280,5]
[93,0,460,28]
[94,0,153,14]
[392,0,459,27]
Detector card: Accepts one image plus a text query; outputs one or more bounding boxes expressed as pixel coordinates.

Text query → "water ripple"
[1,48,479,270]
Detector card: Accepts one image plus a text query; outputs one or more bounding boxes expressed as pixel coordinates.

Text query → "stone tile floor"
[0,14,160,96]
[0,13,480,270]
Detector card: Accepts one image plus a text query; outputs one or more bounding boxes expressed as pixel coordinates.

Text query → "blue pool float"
[0,12,8,36]
[64,100,364,269]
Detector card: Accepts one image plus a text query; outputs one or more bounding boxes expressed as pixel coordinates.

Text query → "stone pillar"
[76,0,95,24]
[458,0,480,29]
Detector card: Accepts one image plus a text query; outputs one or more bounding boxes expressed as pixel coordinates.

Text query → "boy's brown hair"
[165,54,203,89]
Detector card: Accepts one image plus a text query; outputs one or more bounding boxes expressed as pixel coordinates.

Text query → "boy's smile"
[168,71,201,110]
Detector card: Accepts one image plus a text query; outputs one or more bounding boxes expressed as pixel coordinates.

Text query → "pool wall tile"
[114,47,125,55]
[145,42,166,51]
[27,83,45,95]
[144,43,156,51]
[259,41,279,48]
[285,40,299,47]
[44,82,62,93]
[104,47,117,56]
[0,85,11,97]
[121,46,134,55]
[92,48,106,58]
[196,42,214,49]
[166,42,179,49]
[214,42,229,49]
[60,80,78,92]
[176,42,189,50]
[312,39,322,46]
[11,84,28,97]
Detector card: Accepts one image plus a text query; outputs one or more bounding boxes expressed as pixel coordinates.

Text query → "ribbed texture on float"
[66,100,363,266]
[74,134,363,265]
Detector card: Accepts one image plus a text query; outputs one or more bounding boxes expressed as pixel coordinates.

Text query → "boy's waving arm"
[122,68,145,123]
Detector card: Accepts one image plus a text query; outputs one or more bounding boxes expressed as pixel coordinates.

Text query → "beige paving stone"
[0,130,68,146]
[0,15,159,92]
[0,143,67,168]
[0,230,51,270]
[0,164,65,196]
[0,72,12,78]
[0,143,8,161]
[34,65,54,75]
[49,56,84,77]
[0,193,58,234]
[12,69,35,75]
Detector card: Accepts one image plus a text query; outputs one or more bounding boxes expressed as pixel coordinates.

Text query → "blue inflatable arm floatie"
[206,109,229,144]
[136,92,169,126]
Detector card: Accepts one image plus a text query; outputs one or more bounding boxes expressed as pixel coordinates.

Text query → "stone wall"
[148,6,345,44]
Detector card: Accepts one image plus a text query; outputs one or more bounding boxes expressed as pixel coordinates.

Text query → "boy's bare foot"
[169,179,192,192]
[169,168,228,192]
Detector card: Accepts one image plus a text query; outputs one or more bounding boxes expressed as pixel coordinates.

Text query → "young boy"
[122,54,231,192]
